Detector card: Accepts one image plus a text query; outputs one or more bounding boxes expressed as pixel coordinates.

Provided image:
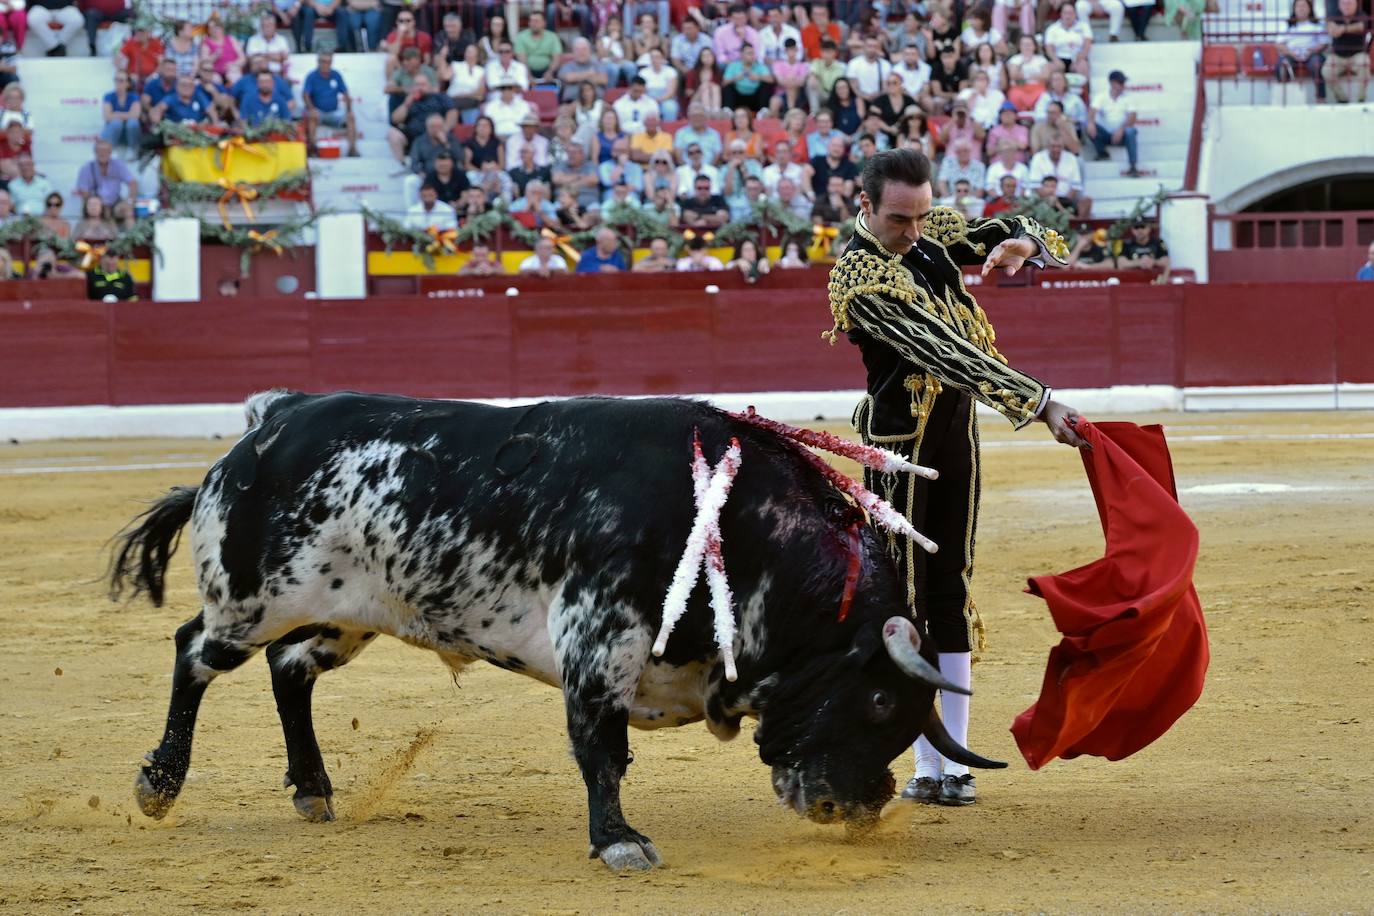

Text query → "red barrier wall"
[1,279,1369,409]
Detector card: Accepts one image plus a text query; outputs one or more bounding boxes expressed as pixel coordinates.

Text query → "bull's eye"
[869,689,894,723]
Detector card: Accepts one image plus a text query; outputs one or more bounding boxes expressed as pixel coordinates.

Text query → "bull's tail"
[108,486,199,607]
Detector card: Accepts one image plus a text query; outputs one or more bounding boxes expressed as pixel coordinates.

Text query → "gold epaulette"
[923,206,971,249]
[823,248,920,344]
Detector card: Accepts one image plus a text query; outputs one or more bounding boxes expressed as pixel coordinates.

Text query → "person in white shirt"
[519,237,569,275]
[639,49,680,121]
[1088,69,1139,175]
[675,143,721,193]
[405,183,459,230]
[9,154,52,216]
[1076,0,1125,42]
[959,70,1006,129]
[484,41,531,93]
[983,139,1030,195]
[1028,134,1092,216]
[760,139,807,194]
[893,45,932,98]
[757,6,801,63]
[612,77,661,134]
[505,115,550,166]
[1034,70,1089,130]
[1277,0,1330,100]
[482,83,535,139]
[245,13,292,75]
[676,236,724,271]
[844,37,892,101]
[1043,3,1094,76]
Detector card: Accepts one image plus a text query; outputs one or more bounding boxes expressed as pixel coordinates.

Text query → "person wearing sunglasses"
[40,192,72,240]
[101,71,142,154]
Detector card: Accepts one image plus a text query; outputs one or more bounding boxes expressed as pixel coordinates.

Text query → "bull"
[110,390,1004,870]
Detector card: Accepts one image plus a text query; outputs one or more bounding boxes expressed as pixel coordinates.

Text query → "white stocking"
[938,651,972,777]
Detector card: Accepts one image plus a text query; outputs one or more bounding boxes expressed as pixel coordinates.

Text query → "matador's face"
[860,180,933,256]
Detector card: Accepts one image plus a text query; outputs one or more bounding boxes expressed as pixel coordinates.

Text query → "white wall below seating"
[1200,103,1374,211]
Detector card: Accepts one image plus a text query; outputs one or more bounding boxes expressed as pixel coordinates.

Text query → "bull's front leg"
[551,595,661,871]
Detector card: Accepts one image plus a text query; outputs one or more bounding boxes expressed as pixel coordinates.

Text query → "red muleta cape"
[1010,420,1209,769]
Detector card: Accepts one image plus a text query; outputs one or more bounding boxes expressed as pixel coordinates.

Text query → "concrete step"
[1088,17,1186,43]
[1084,159,1184,180]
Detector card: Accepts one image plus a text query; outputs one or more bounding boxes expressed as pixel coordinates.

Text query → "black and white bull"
[110,390,1003,870]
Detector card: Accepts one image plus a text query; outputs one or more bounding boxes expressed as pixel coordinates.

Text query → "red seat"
[1241,43,1279,77]
[524,88,561,124]
[604,86,629,105]
[1202,45,1240,78]
[452,123,476,143]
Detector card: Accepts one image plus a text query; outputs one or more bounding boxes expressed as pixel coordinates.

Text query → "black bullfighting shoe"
[938,774,976,806]
[900,776,941,803]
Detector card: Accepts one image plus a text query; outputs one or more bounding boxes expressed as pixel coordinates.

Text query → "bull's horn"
[880,617,972,697]
[922,709,1008,769]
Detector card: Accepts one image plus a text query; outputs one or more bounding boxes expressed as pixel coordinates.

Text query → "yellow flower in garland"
[425,226,458,255]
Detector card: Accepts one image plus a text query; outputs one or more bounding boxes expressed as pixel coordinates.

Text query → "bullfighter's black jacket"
[826,207,1070,436]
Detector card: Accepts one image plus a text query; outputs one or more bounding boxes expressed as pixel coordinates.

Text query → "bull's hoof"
[292,793,336,823]
[594,840,663,871]
[134,769,176,820]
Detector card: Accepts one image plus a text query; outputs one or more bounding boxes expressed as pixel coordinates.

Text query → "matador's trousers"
[854,378,986,656]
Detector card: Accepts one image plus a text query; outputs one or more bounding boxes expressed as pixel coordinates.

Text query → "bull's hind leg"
[135,610,268,818]
[551,592,661,871]
[267,626,377,822]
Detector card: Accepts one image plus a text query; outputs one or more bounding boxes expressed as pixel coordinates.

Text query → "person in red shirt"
[117,24,164,86]
[80,0,130,57]
[0,119,31,179]
[381,7,433,64]
[982,174,1022,216]
[801,2,842,59]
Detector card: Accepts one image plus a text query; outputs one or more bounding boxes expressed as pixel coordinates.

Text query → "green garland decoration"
[165,170,312,212]
[132,1,272,40]
[155,118,301,151]
[716,199,814,251]
[0,215,162,268]
[198,212,318,275]
[1106,185,1171,240]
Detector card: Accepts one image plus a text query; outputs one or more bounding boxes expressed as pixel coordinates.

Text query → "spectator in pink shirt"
[770,37,809,115]
[712,4,759,65]
[984,102,1030,162]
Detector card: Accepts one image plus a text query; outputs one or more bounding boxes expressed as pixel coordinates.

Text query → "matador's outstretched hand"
[1040,400,1090,449]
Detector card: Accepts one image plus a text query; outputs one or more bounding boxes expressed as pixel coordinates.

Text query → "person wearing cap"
[1117,219,1169,278]
[986,102,1030,161]
[506,114,551,166]
[1067,226,1115,268]
[1088,69,1139,177]
[481,81,534,139]
[825,147,1081,809]
[1043,3,1094,76]
[87,251,137,302]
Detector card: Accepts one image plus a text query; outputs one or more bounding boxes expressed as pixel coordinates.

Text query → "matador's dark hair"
[861,148,933,210]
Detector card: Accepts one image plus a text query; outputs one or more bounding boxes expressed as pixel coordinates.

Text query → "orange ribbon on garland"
[809,224,840,258]
[215,135,270,174]
[75,241,107,271]
[216,178,259,227]
[540,227,580,264]
[425,226,459,255]
[247,229,284,255]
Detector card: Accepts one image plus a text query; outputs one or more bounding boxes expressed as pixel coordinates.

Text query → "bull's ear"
[845,623,882,668]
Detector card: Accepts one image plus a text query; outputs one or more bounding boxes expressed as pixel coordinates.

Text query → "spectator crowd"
[0,0,1215,283]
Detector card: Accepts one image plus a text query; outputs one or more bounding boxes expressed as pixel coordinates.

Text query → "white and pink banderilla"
[653,432,743,681]
[653,415,942,682]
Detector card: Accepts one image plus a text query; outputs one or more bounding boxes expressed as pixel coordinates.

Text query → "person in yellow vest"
[87,250,137,300]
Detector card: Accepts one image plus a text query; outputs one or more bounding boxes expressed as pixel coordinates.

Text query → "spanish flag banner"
[162,140,307,185]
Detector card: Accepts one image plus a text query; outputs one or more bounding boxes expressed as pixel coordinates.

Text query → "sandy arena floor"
[1,409,1371,913]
